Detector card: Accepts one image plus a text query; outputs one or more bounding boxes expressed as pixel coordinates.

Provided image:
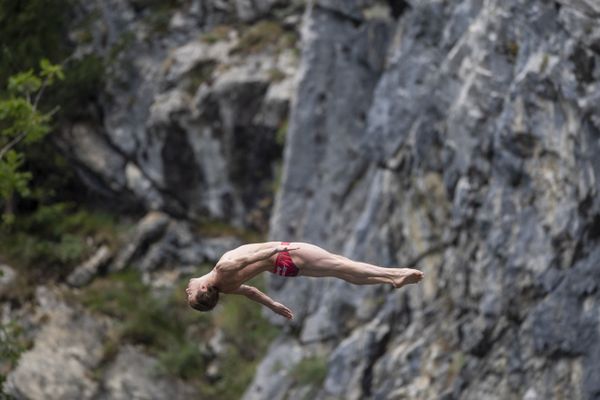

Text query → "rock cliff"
[250,0,600,399]
[58,0,302,229]
[4,0,600,399]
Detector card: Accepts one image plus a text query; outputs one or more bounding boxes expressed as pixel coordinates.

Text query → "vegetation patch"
[200,25,233,44]
[0,2,105,121]
[0,0,72,85]
[504,40,519,63]
[231,21,298,56]
[194,219,264,243]
[447,351,465,384]
[0,203,122,301]
[275,118,288,146]
[0,203,121,264]
[292,356,328,387]
[108,32,136,63]
[184,61,216,94]
[0,320,28,396]
[268,68,286,83]
[135,0,183,34]
[71,8,102,45]
[78,269,277,399]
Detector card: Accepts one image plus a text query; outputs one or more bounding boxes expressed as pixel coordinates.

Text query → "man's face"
[185,276,207,303]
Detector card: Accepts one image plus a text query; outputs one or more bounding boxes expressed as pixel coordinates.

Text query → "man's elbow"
[246,287,260,298]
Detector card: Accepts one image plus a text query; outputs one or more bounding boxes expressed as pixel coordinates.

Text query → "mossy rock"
[200,25,233,44]
[231,21,298,56]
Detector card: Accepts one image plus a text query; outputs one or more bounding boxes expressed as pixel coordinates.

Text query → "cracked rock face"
[5,288,111,400]
[60,0,301,227]
[17,0,600,398]
[251,0,600,399]
[5,288,198,400]
[98,345,197,400]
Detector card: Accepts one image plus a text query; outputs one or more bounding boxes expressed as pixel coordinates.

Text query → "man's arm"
[217,244,298,272]
[231,285,294,319]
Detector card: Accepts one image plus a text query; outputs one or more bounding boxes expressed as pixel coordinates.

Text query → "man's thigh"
[293,242,343,276]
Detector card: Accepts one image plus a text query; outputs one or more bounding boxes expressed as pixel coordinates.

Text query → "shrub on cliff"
[0,60,64,218]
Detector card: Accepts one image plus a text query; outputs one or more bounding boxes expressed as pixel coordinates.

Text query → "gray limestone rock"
[235,0,282,21]
[0,264,16,296]
[67,245,113,287]
[60,0,302,224]
[254,0,600,398]
[4,287,112,400]
[98,345,197,400]
[243,337,305,400]
[19,0,600,398]
[4,287,198,400]
[111,211,170,272]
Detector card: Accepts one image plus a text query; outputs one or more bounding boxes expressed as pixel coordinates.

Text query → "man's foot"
[392,268,424,288]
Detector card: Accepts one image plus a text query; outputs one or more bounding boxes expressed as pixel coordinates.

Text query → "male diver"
[186,242,424,319]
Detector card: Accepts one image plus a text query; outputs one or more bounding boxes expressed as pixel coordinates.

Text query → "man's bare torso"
[214,242,280,292]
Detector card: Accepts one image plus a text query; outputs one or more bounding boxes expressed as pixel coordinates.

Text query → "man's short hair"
[189,286,219,311]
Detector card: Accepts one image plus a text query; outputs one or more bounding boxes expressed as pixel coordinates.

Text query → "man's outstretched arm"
[217,244,298,272]
[231,285,294,319]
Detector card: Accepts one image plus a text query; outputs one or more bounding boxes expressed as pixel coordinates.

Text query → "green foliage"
[205,346,262,399]
[292,356,328,386]
[158,341,205,380]
[108,32,136,63]
[0,321,27,397]
[0,1,72,85]
[39,58,65,84]
[0,151,31,200]
[8,71,41,95]
[184,61,216,94]
[50,55,105,120]
[0,60,63,216]
[195,219,264,243]
[78,270,277,399]
[215,281,278,355]
[275,118,288,146]
[79,270,210,374]
[0,97,50,142]
[0,203,121,292]
[0,2,104,122]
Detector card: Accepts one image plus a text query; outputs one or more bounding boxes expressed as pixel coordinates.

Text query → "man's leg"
[294,243,423,288]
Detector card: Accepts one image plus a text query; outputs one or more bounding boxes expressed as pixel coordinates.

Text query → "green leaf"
[7,70,41,95]
[0,150,32,200]
[0,98,50,142]
[40,58,64,84]
[1,212,15,226]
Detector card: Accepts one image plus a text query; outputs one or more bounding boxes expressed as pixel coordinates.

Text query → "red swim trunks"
[271,242,299,277]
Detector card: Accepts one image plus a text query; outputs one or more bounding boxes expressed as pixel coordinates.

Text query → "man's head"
[186,276,219,311]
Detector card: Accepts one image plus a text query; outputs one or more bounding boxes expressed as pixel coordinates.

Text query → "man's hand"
[271,302,294,319]
[275,245,299,253]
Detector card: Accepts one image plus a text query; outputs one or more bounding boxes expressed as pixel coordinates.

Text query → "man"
[186,241,424,319]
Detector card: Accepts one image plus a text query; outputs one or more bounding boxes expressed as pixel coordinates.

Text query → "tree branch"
[33,77,49,110]
[0,131,28,160]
